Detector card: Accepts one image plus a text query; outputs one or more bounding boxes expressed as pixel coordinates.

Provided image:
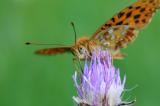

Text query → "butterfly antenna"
[70,22,77,45]
[25,41,67,46]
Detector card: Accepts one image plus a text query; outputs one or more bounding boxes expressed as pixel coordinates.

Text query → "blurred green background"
[0,0,160,106]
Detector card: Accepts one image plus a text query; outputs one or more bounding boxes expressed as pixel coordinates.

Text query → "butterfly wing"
[92,0,159,50]
[35,47,71,55]
[94,25,139,50]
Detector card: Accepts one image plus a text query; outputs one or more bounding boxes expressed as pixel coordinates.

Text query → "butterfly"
[29,0,160,59]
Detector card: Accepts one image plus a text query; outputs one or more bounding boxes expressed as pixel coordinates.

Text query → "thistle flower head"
[72,49,135,106]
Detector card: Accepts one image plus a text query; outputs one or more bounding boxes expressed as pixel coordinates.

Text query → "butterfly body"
[35,0,160,59]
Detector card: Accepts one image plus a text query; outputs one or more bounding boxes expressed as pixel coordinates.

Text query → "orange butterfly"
[28,0,160,59]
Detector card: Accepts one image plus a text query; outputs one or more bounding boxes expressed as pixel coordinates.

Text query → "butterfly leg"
[73,57,83,73]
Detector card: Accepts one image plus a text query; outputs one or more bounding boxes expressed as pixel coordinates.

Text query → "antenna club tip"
[25,42,31,45]
[70,21,74,26]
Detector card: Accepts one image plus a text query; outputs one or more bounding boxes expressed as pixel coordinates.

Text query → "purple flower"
[72,49,135,106]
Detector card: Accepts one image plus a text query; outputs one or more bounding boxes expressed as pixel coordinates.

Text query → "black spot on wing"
[128,6,133,9]
[116,21,123,25]
[126,11,132,18]
[104,24,111,27]
[134,14,141,19]
[118,12,125,18]
[135,20,139,23]
[135,6,141,9]
[124,23,129,25]
[142,19,146,23]
[145,14,148,17]
[149,0,154,3]
[111,18,115,22]
[101,27,105,30]
[140,8,145,12]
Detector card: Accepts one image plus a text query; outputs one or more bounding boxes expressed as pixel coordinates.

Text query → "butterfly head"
[71,37,92,59]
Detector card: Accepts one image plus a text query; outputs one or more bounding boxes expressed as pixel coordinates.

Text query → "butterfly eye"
[78,46,85,54]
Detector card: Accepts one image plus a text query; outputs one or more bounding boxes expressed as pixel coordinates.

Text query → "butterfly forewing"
[35,47,71,55]
[92,0,159,50]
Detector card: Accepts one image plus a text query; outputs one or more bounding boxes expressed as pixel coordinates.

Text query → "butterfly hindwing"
[94,25,139,50]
